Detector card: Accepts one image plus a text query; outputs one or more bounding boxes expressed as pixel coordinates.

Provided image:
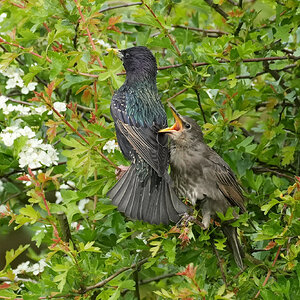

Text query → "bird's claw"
[180,213,206,229]
[115,165,129,180]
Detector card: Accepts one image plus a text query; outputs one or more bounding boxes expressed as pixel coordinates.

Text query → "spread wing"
[110,88,169,177]
[206,147,246,213]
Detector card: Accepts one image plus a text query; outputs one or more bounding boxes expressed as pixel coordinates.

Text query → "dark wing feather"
[116,120,168,177]
[206,147,246,213]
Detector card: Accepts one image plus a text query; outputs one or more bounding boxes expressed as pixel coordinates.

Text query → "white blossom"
[13,261,31,275]
[55,191,63,204]
[0,13,7,23]
[2,103,16,115]
[0,204,8,214]
[0,180,4,193]
[21,82,38,94]
[18,140,59,169]
[0,95,8,109]
[31,259,47,275]
[95,39,111,48]
[0,125,35,146]
[13,259,48,276]
[53,102,67,112]
[103,140,119,153]
[31,105,47,115]
[71,222,84,231]
[78,199,90,214]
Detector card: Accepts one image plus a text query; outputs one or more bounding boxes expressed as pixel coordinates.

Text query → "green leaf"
[4,244,30,270]
[19,205,41,223]
[163,237,176,263]
[261,199,280,215]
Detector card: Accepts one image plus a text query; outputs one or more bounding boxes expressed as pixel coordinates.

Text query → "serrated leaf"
[4,244,30,270]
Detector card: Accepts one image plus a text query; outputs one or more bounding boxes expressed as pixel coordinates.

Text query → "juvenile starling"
[159,105,246,268]
[107,46,188,225]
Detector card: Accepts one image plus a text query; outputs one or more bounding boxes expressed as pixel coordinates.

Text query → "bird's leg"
[180,212,206,229]
[115,165,129,180]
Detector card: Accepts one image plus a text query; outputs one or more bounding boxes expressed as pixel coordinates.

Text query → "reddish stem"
[73,0,104,68]
[254,245,282,298]
[141,0,181,56]
[0,39,51,62]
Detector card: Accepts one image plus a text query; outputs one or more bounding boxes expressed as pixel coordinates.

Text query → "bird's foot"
[115,165,129,180]
[180,213,206,229]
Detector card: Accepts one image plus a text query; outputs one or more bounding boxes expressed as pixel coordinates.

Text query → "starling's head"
[159,104,204,145]
[118,46,157,82]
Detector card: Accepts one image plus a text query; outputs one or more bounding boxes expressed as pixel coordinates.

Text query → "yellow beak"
[159,104,183,133]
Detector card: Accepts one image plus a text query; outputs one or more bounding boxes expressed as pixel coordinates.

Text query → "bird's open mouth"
[159,104,183,133]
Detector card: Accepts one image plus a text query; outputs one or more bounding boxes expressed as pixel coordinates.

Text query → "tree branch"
[166,88,188,102]
[82,256,150,293]
[173,25,228,36]
[203,0,229,20]
[99,2,142,13]
[252,166,294,181]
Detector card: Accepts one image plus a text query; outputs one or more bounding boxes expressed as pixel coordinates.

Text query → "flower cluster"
[19,138,59,169]
[103,139,119,153]
[95,39,111,49]
[0,122,59,169]
[13,259,48,276]
[0,123,35,147]
[0,65,38,94]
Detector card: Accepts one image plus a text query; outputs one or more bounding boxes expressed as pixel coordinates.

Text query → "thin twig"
[166,88,188,102]
[173,25,228,36]
[82,256,150,292]
[227,0,238,5]
[254,245,282,298]
[99,2,142,13]
[203,0,229,20]
[73,0,103,68]
[194,88,207,123]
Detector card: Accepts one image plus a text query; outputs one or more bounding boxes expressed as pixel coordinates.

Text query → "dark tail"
[222,225,244,269]
[107,165,188,225]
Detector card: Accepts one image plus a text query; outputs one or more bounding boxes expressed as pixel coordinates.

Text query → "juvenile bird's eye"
[125,53,130,58]
[185,123,191,129]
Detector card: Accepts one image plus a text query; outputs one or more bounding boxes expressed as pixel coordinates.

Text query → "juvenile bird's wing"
[111,89,169,177]
[205,147,246,213]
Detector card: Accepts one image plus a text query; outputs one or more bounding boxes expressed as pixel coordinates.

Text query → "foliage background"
[0,0,299,299]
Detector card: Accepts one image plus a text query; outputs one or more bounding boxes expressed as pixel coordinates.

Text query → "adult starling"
[159,105,246,268]
[107,46,188,225]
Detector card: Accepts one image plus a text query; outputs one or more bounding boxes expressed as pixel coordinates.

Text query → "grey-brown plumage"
[159,105,246,268]
[107,47,188,225]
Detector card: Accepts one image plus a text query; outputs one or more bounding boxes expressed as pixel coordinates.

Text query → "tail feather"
[222,225,244,269]
[108,166,134,204]
[108,165,188,225]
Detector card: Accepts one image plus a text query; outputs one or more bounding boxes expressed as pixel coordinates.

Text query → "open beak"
[159,103,183,133]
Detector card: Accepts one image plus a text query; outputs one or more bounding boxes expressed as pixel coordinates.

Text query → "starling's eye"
[185,123,191,129]
[125,53,130,59]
